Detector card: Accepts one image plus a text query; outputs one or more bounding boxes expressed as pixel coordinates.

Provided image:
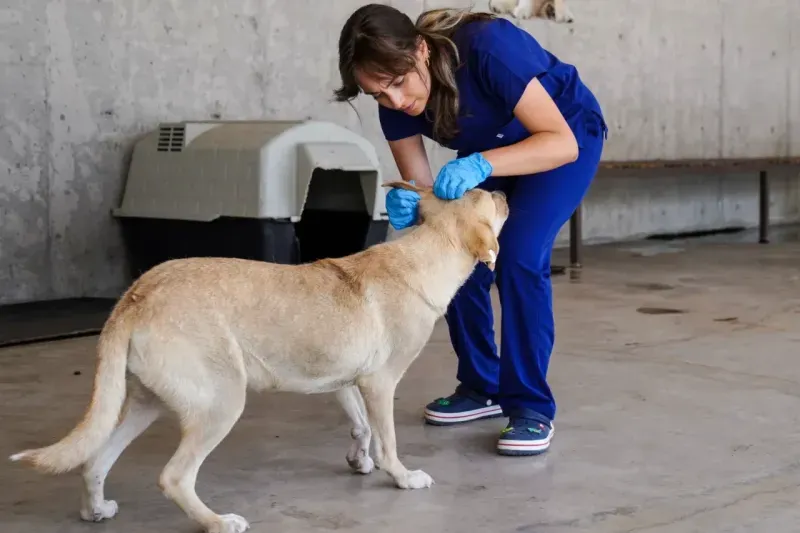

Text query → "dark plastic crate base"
[0,297,117,348]
[294,209,388,263]
[119,210,389,278]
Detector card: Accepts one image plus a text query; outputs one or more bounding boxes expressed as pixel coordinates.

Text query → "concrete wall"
[1,0,799,305]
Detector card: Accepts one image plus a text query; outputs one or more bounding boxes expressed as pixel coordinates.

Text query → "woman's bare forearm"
[481,130,578,177]
[388,134,434,187]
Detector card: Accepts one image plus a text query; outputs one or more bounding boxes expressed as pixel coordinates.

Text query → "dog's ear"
[382,180,430,194]
[466,221,500,271]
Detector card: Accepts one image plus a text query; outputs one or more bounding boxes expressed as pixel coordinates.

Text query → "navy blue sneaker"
[424,385,503,426]
[496,411,554,456]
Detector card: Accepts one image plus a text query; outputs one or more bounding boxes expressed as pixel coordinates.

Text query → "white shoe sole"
[497,426,554,456]
[424,404,504,425]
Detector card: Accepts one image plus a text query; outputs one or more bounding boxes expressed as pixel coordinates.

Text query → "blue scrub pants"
[445,112,606,423]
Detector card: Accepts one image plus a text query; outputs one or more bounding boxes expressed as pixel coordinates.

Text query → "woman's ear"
[416,36,429,61]
[466,221,500,271]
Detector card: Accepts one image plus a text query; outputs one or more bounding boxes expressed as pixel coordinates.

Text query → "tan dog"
[489,0,575,23]
[10,181,509,533]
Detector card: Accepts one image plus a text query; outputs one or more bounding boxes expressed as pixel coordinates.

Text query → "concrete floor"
[3,234,800,532]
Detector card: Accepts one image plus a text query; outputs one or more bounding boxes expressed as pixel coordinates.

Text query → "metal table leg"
[759,170,769,244]
[570,204,583,268]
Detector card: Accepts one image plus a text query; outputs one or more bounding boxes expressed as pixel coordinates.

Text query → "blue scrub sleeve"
[378,104,423,141]
[470,20,552,114]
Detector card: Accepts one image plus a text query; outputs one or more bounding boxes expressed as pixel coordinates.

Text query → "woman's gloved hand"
[386,180,421,230]
[433,152,493,200]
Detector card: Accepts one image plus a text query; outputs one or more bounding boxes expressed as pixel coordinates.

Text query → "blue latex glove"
[386,180,421,230]
[433,152,494,200]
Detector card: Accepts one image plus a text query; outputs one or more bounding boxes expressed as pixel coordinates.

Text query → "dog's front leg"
[358,374,433,489]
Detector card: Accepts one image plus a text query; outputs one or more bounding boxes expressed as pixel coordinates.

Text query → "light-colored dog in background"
[490,0,575,23]
[10,182,510,533]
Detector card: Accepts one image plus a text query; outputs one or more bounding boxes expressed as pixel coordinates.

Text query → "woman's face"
[354,41,431,117]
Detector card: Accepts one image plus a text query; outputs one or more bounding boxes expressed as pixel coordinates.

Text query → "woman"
[335,4,606,456]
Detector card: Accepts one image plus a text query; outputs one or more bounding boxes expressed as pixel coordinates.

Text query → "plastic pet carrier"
[113,120,389,277]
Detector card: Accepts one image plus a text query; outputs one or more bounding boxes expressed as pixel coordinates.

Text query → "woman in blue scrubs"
[335,4,607,456]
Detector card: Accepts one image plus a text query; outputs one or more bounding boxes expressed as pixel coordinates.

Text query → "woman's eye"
[392,77,405,87]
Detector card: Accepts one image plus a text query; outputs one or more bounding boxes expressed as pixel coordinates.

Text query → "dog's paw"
[489,0,520,15]
[558,6,575,23]
[395,469,434,489]
[209,514,250,533]
[347,441,375,475]
[541,1,574,23]
[80,499,119,522]
[513,5,534,19]
[348,453,375,475]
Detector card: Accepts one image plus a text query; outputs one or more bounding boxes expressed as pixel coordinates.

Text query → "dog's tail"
[10,309,134,474]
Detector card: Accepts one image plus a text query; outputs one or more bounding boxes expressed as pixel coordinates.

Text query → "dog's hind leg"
[157,375,248,533]
[336,386,374,474]
[358,374,433,490]
[80,380,161,522]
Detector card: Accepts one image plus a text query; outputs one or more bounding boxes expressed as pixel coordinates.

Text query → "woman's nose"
[386,90,405,110]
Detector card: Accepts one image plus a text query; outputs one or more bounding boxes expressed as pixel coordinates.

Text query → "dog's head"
[383,181,510,271]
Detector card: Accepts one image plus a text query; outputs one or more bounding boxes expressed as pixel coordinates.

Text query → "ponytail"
[415,8,495,141]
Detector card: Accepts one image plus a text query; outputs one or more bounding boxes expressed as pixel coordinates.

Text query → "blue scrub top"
[378,18,605,158]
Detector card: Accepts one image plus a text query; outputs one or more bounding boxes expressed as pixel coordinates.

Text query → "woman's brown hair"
[334,4,495,142]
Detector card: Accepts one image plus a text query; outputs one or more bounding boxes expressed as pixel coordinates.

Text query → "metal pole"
[570,204,583,268]
[759,170,769,244]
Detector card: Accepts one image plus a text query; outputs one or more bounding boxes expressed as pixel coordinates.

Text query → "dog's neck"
[384,223,480,316]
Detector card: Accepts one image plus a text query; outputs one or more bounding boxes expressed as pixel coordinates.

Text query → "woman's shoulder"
[458,16,540,54]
